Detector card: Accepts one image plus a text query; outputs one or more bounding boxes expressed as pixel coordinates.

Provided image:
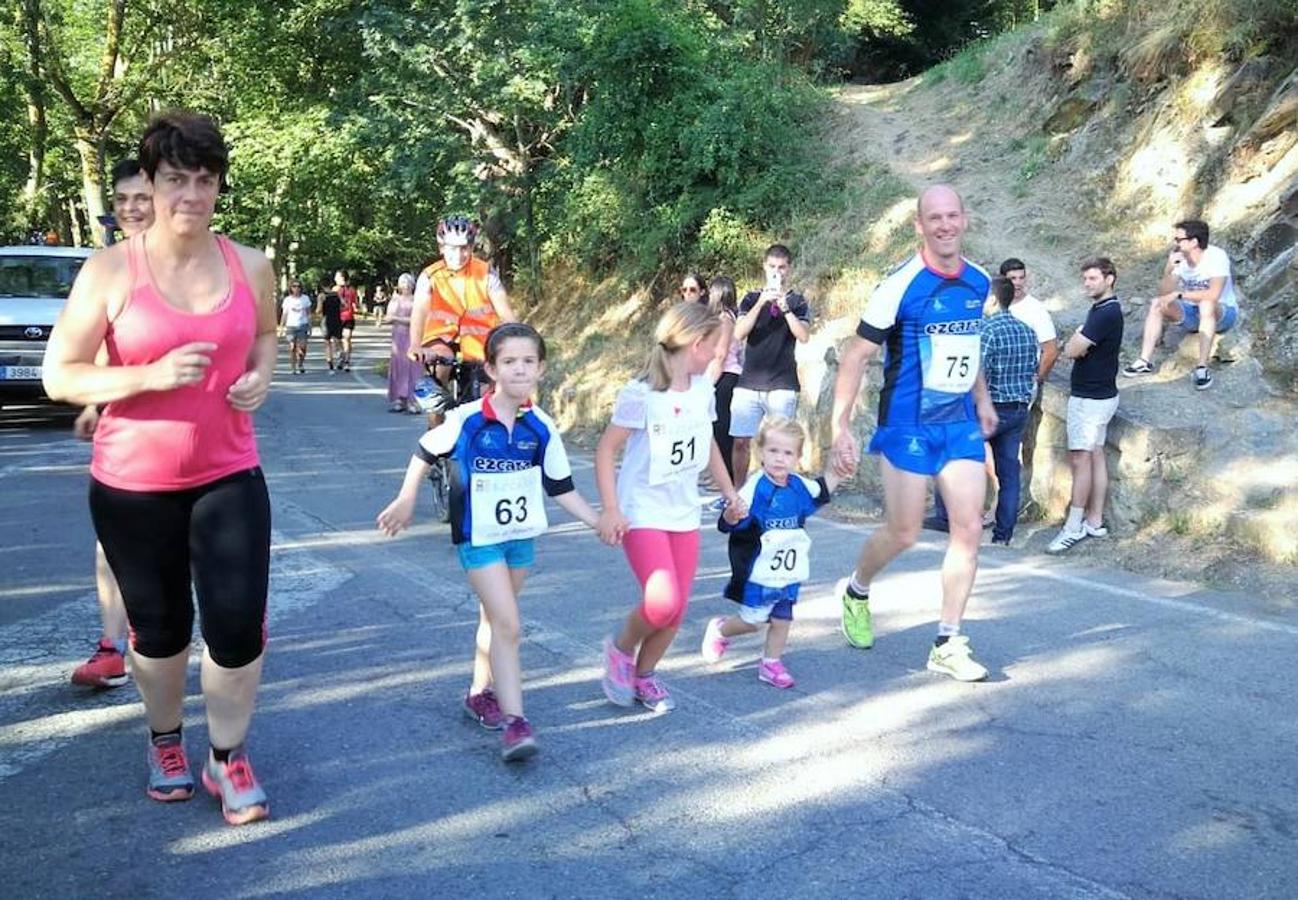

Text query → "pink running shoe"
[634,672,676,713]
[71,639,128,688]
[701,617,730,664]
[602,635,635,707]
[758,659,795,689]
[464,688,505,730]
[501,716,538,762]
[202,748,270,826]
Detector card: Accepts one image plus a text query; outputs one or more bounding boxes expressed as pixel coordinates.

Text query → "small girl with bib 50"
[378,323,603,762]
[701,417,847,688]
[595,302,747,713]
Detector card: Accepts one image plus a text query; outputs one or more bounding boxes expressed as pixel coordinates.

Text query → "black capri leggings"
[89,467,272,668]
[713,371,738,481]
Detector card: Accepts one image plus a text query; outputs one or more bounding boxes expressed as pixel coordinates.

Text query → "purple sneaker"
[634,672,676,713]
[701,616,731,664]
[757,658,795,689]
[501,716,538,762]
[464,688,505,730]
[602,635,635,707]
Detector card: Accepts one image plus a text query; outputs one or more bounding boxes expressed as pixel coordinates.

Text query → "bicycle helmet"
[436,215,479,247]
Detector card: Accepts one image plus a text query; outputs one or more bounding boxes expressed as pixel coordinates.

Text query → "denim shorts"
[738,597,795,624]
[1175,300,1238,334]
[457,538,535,570]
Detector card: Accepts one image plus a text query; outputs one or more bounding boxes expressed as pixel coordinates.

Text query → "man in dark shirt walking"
[1049,257,1124,553]
[730,244,811,480]
[927,276,1040,545]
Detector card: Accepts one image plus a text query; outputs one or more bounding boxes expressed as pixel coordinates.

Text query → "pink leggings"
[623,528,701,629]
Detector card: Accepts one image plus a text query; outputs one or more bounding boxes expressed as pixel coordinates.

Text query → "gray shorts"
[729,387,798,438]
[288,324,310,343]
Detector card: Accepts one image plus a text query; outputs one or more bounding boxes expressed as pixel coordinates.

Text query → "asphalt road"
[2,324,1296,899]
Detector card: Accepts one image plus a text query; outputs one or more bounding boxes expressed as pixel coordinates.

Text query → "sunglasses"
[680,285,701,294]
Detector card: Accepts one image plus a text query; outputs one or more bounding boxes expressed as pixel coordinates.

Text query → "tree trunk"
[74,130,108,248]
[19,0,47,230]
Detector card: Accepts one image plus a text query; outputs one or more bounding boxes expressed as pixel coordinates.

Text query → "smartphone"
[765,270,783,292]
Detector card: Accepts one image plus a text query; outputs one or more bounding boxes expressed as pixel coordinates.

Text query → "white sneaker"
[927,636,988,682]
[1047,526,1087,554]
[1082,520,1108,538]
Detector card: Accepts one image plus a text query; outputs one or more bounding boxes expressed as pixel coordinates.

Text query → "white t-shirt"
[611,374,716,531]
[281,294,313,327]
[1178,245,1237,309]
[1009,294,1057,344]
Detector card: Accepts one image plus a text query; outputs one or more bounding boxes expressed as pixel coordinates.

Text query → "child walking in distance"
[377,323,603,761]
[596,302,747,713]
[701,417,846,688]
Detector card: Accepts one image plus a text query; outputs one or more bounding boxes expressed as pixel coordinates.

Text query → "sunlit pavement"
[3,322,1297,898]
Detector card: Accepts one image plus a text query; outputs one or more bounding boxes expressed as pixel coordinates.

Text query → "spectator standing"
[730,245,811,480]
[385,273,421,413]
[1000,258,1059,498]
[706,276,743,483]
[1049,258,1124,553]
[929,277,1039,545]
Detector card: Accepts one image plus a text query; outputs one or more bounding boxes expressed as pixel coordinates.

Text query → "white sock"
[937,622,960,638]
[1065,505,1085,533]
[848,574,870,596]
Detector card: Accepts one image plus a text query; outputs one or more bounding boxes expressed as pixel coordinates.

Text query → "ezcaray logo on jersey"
[923,319,980,335]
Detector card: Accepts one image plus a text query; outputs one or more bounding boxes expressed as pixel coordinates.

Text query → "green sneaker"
[926,635,988,682]
[838,577,874,649]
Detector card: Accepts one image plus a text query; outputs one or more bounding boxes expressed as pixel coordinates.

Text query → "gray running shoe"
[1192,366,1213,390]
[202,747,270,826]
[146,733,194,802]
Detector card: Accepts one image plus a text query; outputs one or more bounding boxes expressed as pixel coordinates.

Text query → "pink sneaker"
[634,672,676,713]
[602,635,635,707]
[464,688,505,730]
[71,639,128,688]
[501,716,538,762]
[758,659,795,689]
[701,617,730,664]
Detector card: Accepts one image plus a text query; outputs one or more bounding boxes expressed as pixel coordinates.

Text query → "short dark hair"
[990,276,1014,309]
[138,111,229,185]
[764,244,792,264]
[110,158,144,189]
[1081,256,1118,283]
[999,258,1026,276]
[485,322,547,365]
[1174,219,1209,249]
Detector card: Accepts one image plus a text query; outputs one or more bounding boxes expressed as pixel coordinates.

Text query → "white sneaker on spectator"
[1047,526,1087,554]
[1083,521,1108,538]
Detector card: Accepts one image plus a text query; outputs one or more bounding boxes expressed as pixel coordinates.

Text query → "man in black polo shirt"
[1049,257,1124,553]
[729,244,811,480]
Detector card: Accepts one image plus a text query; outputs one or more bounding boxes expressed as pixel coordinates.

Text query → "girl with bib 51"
[595,302,748,713]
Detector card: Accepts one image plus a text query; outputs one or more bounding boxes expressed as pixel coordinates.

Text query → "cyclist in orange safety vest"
[408,216,516,419]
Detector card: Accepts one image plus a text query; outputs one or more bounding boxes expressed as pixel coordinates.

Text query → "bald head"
[913,184,968,272]
[916,184,964,218]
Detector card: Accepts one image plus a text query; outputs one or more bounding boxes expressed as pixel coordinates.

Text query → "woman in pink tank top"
[42,111,278,827]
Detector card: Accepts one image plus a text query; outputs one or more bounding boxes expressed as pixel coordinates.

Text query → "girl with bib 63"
[595,302,748,713]
[701,417,847,689]
[377,323,603,762]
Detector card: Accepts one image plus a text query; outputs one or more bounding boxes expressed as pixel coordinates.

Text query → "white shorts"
[729,387,798,438]
[1066,395,1119,450]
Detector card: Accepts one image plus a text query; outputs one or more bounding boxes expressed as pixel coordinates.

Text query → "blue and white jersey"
[857,252,992,426]
[720,471,831,606]
[417,393,574,546]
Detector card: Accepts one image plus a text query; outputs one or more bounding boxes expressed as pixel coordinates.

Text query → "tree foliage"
[0,0,1150,287]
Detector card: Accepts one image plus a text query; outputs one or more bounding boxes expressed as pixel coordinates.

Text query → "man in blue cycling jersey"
[829,184,998,682]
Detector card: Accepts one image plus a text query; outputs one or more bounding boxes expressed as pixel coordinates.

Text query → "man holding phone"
[730,244,812,480]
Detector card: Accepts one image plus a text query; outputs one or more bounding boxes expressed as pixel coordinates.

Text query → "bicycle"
[412,348,489,522]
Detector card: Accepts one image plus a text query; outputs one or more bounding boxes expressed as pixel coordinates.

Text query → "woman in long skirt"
[386,273,422,412]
